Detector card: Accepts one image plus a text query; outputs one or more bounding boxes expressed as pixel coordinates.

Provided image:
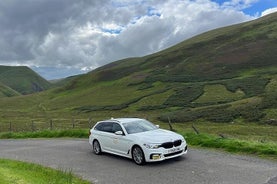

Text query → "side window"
[94,123,103,131]
[94,122,113,133]
[112,123,123,133]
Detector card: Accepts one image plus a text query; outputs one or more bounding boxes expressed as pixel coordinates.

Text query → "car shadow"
[145,156,188,167]
[88,150,187,167]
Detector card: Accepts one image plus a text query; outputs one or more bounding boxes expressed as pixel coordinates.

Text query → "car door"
[95,122,114,152]
[110,122,132,156]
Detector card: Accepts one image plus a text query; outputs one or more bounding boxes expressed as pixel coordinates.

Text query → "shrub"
[137,105,167,111]
[159,105,239,123]
[164,85,203,106]
[223,77,270,97]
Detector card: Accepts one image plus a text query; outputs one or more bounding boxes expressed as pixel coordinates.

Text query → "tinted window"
[95,122,123,133]
[112,123,123,133]
[94,123,103,131]
[95,122,113,133]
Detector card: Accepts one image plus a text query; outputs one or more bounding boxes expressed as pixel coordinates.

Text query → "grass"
[194,84,244,104]
[182,132,277,159]
[169,121,277,142]
[0,83,20,98]
[128,88,173,111]
[0,159,90,184]
[0,129,89,139]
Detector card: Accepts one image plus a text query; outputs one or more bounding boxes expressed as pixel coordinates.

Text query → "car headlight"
[143,143,160,149]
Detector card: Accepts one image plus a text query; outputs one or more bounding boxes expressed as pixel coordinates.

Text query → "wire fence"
[0,118,96,133]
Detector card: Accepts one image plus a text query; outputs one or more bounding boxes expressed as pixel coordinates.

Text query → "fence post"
[50,119,53,130]
[31,121,35,132]
[192,124,199,134]
[72,118,75,129]
[167,117,174,131]
[9,122,12,132]
[88,117,93,128]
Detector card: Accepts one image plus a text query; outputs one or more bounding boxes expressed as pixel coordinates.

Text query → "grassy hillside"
[90,13,277,83]
[0,82,20,98]
[63,13,277,123]
[0,66,51,95]
[0,13,276,127]
[49,74,83,88]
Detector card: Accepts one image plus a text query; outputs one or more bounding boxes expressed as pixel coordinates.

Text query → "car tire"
[93,140,102,155]
[132,146,145,165]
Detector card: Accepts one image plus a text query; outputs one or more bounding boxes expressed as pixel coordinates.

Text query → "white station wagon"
[89,118,188,165]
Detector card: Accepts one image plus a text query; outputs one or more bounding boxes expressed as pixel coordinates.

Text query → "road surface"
[0,139,276,184]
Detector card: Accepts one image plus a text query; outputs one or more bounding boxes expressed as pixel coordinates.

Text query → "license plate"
[168,147,180,154]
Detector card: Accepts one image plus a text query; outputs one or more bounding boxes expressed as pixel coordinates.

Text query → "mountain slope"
[91,12,277,83]
[0,82,20,97]
[0,13,276,124]
[0,66,52,95]
[59,12,277,123]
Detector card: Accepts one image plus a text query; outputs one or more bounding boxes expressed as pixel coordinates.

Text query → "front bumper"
[143,143,188,162]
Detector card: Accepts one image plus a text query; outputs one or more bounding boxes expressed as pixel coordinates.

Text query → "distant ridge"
[0,65,51,96]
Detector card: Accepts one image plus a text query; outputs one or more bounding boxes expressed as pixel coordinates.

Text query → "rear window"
[94,122,112,132]
[94,122,123,133]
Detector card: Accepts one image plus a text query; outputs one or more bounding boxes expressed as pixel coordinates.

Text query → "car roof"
[100,118,143,124]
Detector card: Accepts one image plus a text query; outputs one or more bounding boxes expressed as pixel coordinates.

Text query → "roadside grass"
[169,121,277,142]
[0,129,88,139]
[0,159,90,184]
[167,121,277,159]
[182,132,277,159]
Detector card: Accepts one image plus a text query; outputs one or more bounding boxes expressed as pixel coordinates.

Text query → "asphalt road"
[0,139,276,184]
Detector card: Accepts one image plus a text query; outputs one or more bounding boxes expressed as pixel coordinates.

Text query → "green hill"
[50,74,83,88]
[0,13,276,125]
[0,82,20,97]
[0,66,51,95]
[62,12,277,123]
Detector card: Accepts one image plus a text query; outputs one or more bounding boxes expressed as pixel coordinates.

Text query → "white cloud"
[261,7,277,16]
[222,0,259,10]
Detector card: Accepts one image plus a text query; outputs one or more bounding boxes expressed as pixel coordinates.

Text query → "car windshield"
[123,119,158,134]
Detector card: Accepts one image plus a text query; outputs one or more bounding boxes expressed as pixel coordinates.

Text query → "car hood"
[130,129,183,143]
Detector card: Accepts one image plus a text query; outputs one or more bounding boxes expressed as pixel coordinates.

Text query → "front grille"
[161,142,174,149]
[164,150,183,157]
[174,140,182,147]
[160,139,182,149]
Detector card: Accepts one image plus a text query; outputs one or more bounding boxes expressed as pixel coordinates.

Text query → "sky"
[0,0,277,80]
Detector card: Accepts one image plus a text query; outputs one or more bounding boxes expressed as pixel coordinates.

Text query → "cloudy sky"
[0,0,277,80]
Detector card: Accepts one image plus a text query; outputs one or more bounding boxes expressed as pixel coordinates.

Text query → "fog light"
[150,154,161,160]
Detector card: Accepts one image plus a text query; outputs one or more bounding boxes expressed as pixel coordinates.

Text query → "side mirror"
[115,131,123,135]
